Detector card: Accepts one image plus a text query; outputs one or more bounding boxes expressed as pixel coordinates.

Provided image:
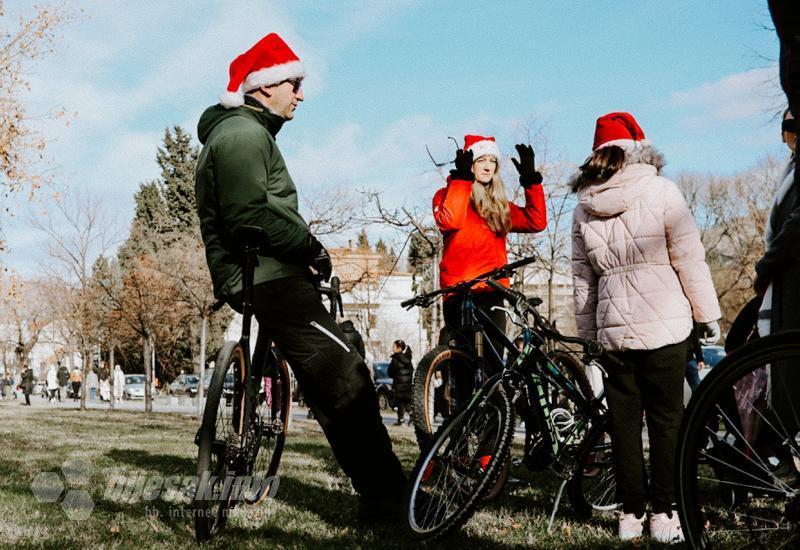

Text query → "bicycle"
[676,329,800,549]
[406,257,593,451]
[192,225,342,542]
[404,261,620,540]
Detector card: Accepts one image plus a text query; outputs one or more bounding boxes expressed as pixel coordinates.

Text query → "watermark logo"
[30,454,95,520]
[30,457,280,521]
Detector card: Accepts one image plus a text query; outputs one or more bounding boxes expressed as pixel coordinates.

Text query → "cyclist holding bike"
[433,135,547,400]
[195,33,405,522]
[571,112,721,543]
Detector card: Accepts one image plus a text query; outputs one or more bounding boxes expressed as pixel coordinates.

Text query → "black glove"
[511,143,543,187]
[449,148,474,182]
[307,234,332,282]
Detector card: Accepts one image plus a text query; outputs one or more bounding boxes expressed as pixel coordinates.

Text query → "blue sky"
[3,0,787,275]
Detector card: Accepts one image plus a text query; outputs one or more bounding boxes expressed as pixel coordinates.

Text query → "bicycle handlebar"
[400,254,538,309]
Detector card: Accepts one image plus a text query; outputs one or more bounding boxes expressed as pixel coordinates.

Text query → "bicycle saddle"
[235,225,271,255]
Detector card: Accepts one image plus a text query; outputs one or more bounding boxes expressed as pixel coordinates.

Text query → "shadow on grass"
[106,449,195,477]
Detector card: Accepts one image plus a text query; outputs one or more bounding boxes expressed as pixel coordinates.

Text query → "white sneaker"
[650,511,684,544]
[618,512,645,541]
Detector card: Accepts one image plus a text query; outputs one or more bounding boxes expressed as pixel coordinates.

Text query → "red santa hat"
[592,112,650,151]
[219,33,305,109]
[464,134,501,161]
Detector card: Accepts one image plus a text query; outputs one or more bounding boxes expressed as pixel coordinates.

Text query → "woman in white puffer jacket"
[571,112,721,544]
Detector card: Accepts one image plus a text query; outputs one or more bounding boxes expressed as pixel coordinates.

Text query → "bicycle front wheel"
[193,341,246,542]
[567,415,618,519]
[411,345,477,448]
[407,380,514,540]
[677,330,800,549]
[243,354,291,505]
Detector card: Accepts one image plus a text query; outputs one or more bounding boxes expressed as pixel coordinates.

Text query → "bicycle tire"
[193,341,246,542]
[407,381,514,540]
[411,345,477,449]
[676,330,800,549]
[567,415,618,519]
[243,355,291,505]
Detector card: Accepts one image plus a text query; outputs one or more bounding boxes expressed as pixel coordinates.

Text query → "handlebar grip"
[503,255,538,272]
[485,278,526,304]
[400,298,415,308]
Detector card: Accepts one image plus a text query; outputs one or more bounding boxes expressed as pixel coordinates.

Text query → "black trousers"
[603,339,688,515]
[230,276,406,501]
[442,291,508,411]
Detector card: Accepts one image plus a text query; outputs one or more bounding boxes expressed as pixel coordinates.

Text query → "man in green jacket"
[195,33,405,521]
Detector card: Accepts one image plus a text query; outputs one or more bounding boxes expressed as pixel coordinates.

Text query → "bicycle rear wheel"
[242,353,291,505]
[193,341,246,542]
[407,380,514,540]
[411,345,477,448]
[677,331,800,549]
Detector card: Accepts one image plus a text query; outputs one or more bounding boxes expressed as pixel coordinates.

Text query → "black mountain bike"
[404,261,619,540]
[192,226,342,542]
[676,329,800,549]
[406,257,593,451]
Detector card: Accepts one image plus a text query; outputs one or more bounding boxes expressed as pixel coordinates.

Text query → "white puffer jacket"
[571,163,721,351]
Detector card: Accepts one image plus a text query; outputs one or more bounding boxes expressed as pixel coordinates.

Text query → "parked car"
[684,345,726,404]
[372,362,395,411]
[123,374,152,400]
[169,374,200,396]
[200,368,234,399]
[372,361,390,380]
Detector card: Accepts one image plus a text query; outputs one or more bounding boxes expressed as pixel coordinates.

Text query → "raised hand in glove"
[449,148,474,182]
[697,320,721,346]
[511,143,543,187]
[306,234,333,282]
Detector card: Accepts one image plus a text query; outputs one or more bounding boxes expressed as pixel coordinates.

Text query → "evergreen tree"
[158,126,199,234]
[374,238,387,255]
[356,228,370,250]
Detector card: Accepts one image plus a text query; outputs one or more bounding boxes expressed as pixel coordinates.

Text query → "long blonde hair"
[470,169,511,234]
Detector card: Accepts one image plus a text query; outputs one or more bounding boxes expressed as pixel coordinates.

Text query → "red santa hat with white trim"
[592,112,651,151]
[219,33,305,109]
[464,134,501,161]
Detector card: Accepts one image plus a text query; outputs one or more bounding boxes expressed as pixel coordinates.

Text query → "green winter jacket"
[195,96,310,298]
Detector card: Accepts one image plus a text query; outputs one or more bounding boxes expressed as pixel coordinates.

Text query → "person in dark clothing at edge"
[387,340,413,425]
[194,33,405,523]
[684,324,705,393]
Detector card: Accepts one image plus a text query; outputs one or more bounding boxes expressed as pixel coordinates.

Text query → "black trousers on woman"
[441,290,508,410]
[604,338,688,517]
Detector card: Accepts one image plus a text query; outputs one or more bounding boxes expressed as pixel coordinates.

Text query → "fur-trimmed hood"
[573,144,666,217]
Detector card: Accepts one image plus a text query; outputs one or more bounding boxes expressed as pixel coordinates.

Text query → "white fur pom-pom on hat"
[219,33,305,109]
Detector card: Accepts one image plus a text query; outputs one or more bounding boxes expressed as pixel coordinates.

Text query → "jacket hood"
[197,95,285,145]
[577,163,657,217]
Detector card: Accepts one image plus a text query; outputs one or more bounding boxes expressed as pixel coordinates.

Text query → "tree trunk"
[79,347,89,412]
[547,265,555,322]
[198,314,207,420]
[109,343,116,411]
[143,336,152,413]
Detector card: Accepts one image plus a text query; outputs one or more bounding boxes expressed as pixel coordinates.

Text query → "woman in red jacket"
[433,134,547,397]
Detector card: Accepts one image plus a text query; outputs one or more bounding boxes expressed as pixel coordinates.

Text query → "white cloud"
[669,65,783,128]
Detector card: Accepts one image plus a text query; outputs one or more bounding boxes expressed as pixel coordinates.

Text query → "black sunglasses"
[283,78,302,93]
[783,118,796,134]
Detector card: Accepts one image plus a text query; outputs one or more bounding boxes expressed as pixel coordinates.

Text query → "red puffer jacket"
[433,178,547,293]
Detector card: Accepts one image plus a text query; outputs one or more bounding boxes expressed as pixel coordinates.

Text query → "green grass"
[0,402,657,549]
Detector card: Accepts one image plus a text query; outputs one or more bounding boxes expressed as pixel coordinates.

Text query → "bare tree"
[676,155,784,328]
[31,190,120,410]
[0,275,53,369]
[0,2,77,247]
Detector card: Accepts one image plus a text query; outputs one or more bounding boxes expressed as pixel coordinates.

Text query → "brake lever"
[490,305,522,327]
